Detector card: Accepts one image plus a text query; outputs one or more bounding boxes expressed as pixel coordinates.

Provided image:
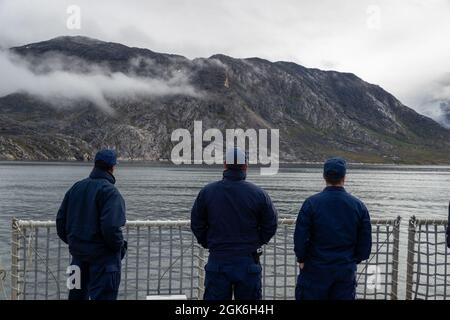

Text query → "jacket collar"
[324,186,346,192]
[223,169,246,181]
[89,167,116,184]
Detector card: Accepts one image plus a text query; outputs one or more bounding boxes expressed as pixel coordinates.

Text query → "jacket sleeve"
[294,199,313,263]
[190,189,208,248]
[258,191,278,246]
[56,191,69,244]
[99,186,126,253]
[355,203,372,263]
[447,202,450,248]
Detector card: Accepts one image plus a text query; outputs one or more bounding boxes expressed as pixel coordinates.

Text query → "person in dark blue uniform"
[56,149,127,300]
[447,202,450,248]
[294,157,372,300]
[191,147,278,300]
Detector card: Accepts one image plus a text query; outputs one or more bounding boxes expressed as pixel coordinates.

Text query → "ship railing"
[9,217,413,300]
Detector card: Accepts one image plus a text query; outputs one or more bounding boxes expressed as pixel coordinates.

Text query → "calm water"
[0,162,449,297]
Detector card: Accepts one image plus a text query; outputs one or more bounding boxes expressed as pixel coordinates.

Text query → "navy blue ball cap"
[94,149,118,167]
[324,157,347,179]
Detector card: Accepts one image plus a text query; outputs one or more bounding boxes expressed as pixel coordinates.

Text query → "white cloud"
[0,0,450,124]
[0,50,199,113]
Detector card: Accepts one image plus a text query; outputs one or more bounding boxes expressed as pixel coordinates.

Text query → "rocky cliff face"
[1,36,450,163]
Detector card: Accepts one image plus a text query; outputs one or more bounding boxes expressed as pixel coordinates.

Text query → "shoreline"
[1,160,450,171]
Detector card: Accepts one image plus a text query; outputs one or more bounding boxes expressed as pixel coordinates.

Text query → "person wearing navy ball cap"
[56,149,127,300]
[294,157,372,300]
[191,147,278,300]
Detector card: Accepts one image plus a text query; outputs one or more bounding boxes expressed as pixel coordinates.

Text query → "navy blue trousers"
[295,265,357,300]
[203,255,262,300]
[68,256,121,300]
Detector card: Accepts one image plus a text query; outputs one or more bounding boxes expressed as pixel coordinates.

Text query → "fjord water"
[0,162,449,297]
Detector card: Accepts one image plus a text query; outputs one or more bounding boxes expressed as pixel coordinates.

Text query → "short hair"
[95,160,113,172]
[324,172,345,185]
[225,163,247,170]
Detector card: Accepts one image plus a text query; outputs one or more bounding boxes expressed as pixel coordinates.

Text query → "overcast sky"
[1,0,449,121]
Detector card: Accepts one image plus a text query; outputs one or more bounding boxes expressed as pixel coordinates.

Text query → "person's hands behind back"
[121,240,128,260]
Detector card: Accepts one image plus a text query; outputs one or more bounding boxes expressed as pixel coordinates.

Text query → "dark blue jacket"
[191,169,278,258]
[294,186,372,268]
[56,168,126,261]
[447,202,450,248]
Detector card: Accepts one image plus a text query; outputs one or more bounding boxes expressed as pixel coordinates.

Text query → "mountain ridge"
[1,36,450,164]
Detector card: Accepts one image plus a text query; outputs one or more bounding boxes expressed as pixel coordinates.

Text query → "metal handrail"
[9,216,408,300]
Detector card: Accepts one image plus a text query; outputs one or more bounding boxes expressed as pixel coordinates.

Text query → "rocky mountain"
[1,36,450,164]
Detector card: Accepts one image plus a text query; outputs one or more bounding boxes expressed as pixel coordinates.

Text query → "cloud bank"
[0,0,450,125]
[412,74,450,128]
[0,50,199,113]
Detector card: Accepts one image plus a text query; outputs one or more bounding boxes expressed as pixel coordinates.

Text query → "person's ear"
[223,162,227,169]
[242,164,248,172]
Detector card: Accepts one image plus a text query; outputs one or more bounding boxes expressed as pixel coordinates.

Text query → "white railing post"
[197,247,205,300]
[406,216,417,300]
[391,216,401,300]
[11,218,20,300]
